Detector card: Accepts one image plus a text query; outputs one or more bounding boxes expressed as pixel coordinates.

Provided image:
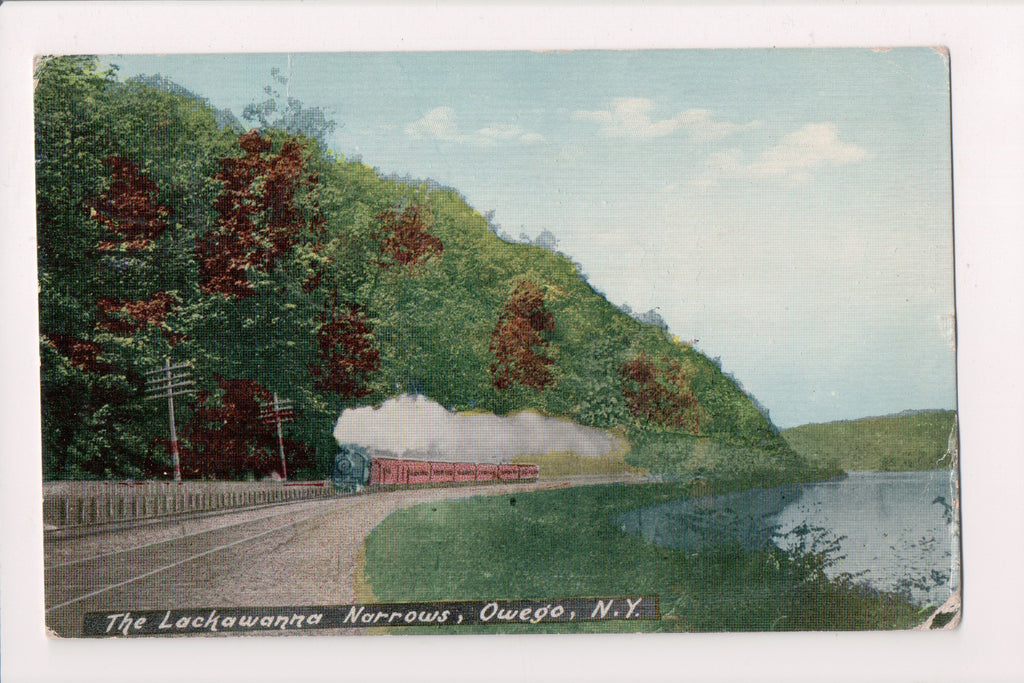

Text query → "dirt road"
[46,475,642,637]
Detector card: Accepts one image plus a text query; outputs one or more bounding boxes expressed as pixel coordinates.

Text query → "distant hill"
[781,411,957,471]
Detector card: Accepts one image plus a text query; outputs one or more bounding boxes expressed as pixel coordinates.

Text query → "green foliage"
[37,57,807,482]
[782,411,957,472]
[363,483,923,633]
[625,429,818,489]
[35,56,233,479]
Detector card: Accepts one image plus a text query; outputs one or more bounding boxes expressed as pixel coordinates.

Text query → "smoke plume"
[333,394,622,463]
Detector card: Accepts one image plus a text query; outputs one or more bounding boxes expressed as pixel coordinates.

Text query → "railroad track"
[44,475,639,637]
[45,496,344,637]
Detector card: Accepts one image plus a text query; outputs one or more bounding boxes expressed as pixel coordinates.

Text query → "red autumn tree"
[620,353,701,433]
[89,156,170,251]
[489,281,556,391]
[181,376,273,478]
[371,204,443,269]
[196,130,321,297]
[179,375,310,479]
[310,292,380,398]
[88,158,184,346]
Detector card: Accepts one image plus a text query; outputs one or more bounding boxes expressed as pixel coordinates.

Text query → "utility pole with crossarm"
[259,392,295,480]
[144,358,195,481]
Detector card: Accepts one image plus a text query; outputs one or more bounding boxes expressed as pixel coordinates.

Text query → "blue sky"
[104,49,955,427]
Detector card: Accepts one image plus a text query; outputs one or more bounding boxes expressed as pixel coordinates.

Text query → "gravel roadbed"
[46,475,646,637]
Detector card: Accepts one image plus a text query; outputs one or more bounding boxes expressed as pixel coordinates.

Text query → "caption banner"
[83,596,659,636]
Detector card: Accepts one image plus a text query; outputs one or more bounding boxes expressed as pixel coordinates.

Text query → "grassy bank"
[782,410,956,472]
[363,481,925,634]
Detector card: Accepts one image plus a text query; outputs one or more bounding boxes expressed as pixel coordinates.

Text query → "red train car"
[365,456,537,488]
[372,457,402,485]
[429,461,455,483]
[370,458,384,484]
[454,462,477,482]
[497,464,520,481]
[517,464,540,480]
[406,460,431,484]
[475,463,498,482]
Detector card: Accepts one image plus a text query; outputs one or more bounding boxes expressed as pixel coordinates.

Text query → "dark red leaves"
[310,299,380,398]
[181,375,276,478]
[96,291,177,335]
[48,335,112,373]
[372,204,443,269]
[197,131,319,297]
[174,375,314,479]
[620,354,700,433]
[489,281,556,391]
[237,129,272,155]
[89,157,170,251]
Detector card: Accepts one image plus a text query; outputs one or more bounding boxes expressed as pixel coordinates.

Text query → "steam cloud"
[333,394,622,463]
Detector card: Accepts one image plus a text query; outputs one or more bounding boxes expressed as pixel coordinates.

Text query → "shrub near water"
[363,483,924,634]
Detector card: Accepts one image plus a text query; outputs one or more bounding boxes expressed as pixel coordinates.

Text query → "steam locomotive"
[332,443,539,492]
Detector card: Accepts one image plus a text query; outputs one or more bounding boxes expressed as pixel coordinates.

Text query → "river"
[617,470,960,606]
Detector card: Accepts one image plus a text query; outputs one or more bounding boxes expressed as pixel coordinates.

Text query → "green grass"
[363,482,924,634]
[782,410,957,472]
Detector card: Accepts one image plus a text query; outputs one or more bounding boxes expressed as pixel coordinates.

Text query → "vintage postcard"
[37,49,959,639]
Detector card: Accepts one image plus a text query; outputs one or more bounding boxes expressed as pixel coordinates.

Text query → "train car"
[497,464,520,481]
[406,460,431,485]
[332,446,538,492]
[518,464,540,480]
[454,462,477,482]
[429,461,456,484]
[372,457,399,486]
[475,463,498,482]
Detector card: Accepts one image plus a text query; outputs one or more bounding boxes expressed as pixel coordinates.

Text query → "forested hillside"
[36,56,807,482]
[782,410,957,471]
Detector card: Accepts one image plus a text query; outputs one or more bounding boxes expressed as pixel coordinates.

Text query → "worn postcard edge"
[2,3,1023,683]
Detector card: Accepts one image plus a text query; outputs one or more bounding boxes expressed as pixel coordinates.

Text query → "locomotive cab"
[332,444,371,492]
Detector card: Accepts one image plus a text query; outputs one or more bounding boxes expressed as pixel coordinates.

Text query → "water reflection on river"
[617,470,959,606]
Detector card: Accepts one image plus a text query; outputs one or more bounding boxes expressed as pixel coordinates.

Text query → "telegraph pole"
[144,358,194,481]
[259,392,294,480]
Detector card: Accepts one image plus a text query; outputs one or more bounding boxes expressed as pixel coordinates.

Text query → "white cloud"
[676,108,763,140]
[405,107,544,146]
[748,123,868,177]
[573,98,760,140]
[693,122,868,185]
[404,106,461,141]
